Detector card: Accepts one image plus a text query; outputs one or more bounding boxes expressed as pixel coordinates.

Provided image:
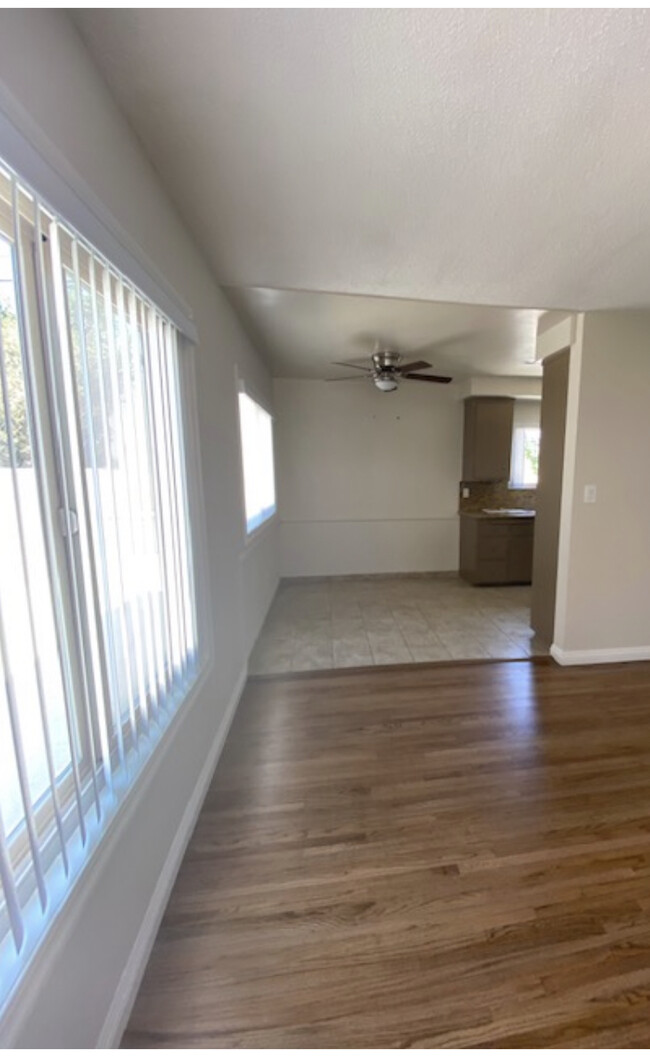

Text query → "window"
[0,160,199,1006]
[511,427,541,486]
[238,389,276,534]
[509,399,541,487]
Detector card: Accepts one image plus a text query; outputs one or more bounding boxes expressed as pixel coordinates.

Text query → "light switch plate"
[583,484,597,504]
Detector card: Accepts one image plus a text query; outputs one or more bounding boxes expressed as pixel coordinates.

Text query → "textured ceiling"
[73,9,650,313]
[226,288,542,380]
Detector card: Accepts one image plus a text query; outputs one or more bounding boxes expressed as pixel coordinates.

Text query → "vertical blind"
[0,161,199,1006]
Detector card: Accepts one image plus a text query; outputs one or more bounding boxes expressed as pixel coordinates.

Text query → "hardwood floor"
[123,659,650,1047]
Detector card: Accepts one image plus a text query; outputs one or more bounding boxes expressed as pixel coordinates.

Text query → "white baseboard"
[551,644,650,666]
[97,664,248,1048]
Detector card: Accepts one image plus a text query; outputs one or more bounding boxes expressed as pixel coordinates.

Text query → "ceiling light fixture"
[374,375,398,392]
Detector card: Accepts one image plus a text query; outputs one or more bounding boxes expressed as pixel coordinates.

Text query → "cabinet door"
[471,522,509,584]
[463,398,515,481]
[462,399,477,479]
[459,516,478,580]
[507,534,534,583]
[475,558,510,584]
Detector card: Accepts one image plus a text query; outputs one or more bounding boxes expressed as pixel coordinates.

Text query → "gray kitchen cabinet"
[460,514,534,585]
[462,397,515,481]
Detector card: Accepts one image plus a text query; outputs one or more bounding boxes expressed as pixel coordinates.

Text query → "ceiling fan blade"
[327,374,369,381]
[331,361,371,372]
[398,360,432,373]
[403,372,453,384]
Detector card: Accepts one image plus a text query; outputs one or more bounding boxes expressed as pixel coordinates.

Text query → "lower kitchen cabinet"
[460,515,534,585]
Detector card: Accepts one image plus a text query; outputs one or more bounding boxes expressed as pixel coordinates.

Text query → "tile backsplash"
[459,480,537,513]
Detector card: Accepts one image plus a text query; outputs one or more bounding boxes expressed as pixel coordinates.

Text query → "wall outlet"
[462,486,470,499]
[583,484,597,504]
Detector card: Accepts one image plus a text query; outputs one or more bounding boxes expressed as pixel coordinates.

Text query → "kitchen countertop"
[460,509,536,520]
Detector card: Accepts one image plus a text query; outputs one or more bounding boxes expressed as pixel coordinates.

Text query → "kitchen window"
[510,398,541,487]
[510,426,541,487]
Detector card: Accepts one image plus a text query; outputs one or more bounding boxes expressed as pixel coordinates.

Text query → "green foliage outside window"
[0,300,31,468]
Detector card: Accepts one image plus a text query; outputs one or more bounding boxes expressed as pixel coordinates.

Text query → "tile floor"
[249,574,547,675]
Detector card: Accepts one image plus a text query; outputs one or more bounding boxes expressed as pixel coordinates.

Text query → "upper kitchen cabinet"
[462,396,515,481]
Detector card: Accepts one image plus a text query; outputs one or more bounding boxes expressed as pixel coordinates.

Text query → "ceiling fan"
[329,346,452,392]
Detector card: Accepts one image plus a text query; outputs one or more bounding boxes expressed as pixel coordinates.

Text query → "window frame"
[0,160,208,981]
[509,424,541,489]
[236,376,277,543]
[0,190,96,879]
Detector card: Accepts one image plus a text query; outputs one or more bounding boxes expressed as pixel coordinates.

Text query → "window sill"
[508,482,538,490]
[0,654,209,1023]
[240,512,278,556]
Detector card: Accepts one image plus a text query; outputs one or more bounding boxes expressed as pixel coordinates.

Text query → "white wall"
[0,10,278,1047]
[553,311,650,661]
[459,375,542,400]
[536,311,576,363]
[274,378,463,576]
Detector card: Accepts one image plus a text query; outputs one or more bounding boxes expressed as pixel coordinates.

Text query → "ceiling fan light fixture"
[374,375,398,392]
[330,344,451,390]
